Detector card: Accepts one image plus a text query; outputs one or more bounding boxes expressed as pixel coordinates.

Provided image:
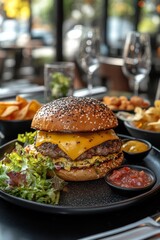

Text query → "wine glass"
[78,27,100,95]
[122,31,151,96]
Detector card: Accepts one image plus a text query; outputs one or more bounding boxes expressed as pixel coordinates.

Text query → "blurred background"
[0,0,160,101]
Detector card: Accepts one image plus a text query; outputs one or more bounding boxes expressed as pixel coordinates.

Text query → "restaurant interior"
[0,0,160,240]
[0,0,160,101]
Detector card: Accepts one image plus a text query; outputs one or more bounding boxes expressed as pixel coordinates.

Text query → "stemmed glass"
[78,27,100,95]
[122,31,151,96]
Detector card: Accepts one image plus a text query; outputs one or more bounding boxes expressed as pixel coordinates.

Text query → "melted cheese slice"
[36,129,118,160]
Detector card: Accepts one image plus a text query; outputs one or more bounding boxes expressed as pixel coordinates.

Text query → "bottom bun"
[55,152,124,181]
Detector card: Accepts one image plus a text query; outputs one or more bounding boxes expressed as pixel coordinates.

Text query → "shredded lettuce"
[17,131,37,145]
[0,138,67,205]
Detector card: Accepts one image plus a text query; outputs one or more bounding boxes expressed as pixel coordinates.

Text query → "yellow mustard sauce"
[122,140,149,153]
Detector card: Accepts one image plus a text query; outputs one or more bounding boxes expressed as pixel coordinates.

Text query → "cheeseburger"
[31,96,123,181]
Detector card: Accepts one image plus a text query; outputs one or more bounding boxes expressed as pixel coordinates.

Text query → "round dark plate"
[0,135,160,215]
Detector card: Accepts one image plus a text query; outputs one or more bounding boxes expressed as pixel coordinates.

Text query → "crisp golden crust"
[54,152,124,181]
[31,97,118,132]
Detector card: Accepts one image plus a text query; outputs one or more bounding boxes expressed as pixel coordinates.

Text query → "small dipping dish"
[105,165,156,195]
[121,138,152,162]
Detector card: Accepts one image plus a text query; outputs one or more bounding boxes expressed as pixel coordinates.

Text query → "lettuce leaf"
[0,141,67,205]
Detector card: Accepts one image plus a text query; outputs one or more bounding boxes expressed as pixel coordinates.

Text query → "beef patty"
[36,139,122,161]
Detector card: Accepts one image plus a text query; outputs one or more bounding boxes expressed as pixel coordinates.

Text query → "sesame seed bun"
[31,96,118,132]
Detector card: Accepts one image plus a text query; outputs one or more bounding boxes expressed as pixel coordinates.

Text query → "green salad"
[0,132,67,205]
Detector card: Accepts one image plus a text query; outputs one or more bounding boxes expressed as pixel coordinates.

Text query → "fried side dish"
[103,96,150,111]
[132,100,160,132]
[0,96,42,120]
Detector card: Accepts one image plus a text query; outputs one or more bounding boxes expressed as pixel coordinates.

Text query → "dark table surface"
[0,89,159,240]
[1,190,160,240]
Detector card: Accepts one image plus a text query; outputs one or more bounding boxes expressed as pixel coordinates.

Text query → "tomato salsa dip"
[108,166,153,189]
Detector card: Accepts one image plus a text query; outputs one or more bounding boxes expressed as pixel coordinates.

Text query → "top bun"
[31,96,118,132]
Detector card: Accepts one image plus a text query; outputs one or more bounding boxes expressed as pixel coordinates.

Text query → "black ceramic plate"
[0,135,160,215]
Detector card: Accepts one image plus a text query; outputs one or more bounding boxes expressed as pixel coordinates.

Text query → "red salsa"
[108,166,153,188]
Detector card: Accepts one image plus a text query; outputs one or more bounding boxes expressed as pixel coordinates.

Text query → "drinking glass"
[78,27,100,95]
[44,62,75,102]
[122,31,151,96]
